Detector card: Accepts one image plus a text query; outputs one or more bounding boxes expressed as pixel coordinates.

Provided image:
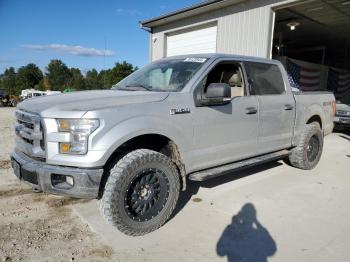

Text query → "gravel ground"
[0,108,114,262]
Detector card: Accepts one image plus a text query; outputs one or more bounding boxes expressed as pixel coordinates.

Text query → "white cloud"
[0,59,14,64]
[22,44,116,57]
[115,8,140,15]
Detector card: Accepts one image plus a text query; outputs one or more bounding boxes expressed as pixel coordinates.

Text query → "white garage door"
[166,25,217,57]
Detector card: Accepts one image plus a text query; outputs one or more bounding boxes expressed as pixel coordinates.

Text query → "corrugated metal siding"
[217,6,272,57]
[149,0,299,61]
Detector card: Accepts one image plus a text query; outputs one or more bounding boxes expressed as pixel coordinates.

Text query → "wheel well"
[98,134,186,198]
[306,115,322,129]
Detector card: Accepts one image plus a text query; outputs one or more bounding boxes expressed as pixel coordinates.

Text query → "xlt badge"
[170,108,191,115]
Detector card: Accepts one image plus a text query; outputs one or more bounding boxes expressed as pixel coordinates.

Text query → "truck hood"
[17,90,169,118]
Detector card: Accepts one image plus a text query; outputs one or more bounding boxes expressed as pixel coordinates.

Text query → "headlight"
[57,119,99,155]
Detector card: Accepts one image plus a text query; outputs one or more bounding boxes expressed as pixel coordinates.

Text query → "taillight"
[331,100,336,116]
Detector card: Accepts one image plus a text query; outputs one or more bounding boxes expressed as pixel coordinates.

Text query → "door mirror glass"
[200,83,231,106]
[206,83,231,99]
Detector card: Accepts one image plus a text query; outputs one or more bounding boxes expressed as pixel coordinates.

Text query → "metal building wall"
[217,4,274,58]
[150,0,298,61]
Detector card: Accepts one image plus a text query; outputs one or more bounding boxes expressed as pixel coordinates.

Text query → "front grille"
[15,110,45,160]
[336,110,350,117]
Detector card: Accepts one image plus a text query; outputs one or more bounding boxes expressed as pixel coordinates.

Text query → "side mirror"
[200,83,231,106]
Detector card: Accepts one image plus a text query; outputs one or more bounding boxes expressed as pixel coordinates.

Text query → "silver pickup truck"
[11,54,335,236]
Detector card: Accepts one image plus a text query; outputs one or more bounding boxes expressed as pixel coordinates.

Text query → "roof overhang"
[140,0,246,29]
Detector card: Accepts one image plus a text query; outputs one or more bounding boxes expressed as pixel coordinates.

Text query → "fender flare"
[92,115,193,166]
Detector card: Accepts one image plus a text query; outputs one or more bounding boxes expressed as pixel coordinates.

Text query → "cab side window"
[199,62,245,97]
[245,62,285,95]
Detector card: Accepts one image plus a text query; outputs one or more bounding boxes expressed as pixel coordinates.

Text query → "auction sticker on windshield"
[184,58,207,63]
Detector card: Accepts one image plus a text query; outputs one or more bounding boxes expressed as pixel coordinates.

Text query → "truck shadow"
[334,128,350,141]
[339,135,350,142]
[171,161,282,220]
[334,128,350,136]
[216,203,277,262]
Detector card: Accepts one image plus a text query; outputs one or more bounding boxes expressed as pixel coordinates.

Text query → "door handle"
[284,104,294,111]
[245,107,258,115]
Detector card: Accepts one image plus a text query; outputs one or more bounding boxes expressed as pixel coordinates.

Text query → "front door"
[191,60,259,172]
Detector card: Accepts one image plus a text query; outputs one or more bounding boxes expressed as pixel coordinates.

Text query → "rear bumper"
[11,150,104,199]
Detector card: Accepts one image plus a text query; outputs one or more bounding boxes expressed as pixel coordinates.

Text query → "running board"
[188,150,289,182]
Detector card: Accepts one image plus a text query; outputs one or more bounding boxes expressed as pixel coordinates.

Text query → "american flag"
[287,59,322,91]
[327,68,350,95]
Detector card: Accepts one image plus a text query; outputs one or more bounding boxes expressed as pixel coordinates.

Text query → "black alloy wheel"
[306,135,320,162]
[124,168,170,222]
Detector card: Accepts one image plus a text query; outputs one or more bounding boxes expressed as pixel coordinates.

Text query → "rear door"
[244,62,295,153]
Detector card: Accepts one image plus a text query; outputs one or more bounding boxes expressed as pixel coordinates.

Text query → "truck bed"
[293,91,335,145]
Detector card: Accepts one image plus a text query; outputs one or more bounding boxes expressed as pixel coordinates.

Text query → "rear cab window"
[244,62,286,95]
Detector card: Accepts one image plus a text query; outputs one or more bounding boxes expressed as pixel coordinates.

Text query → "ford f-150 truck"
[11,54,335,236]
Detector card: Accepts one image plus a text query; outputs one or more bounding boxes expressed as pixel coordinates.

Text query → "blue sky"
[0,0,201,74]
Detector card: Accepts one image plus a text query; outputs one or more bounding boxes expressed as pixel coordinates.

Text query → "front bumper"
[11,150,104,198]
[334,116,350,125]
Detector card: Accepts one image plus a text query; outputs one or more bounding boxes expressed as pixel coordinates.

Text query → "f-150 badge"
[170,108,191,115]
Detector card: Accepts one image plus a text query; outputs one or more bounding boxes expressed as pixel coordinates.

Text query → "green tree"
[98,69,111,89]
[85,69,100,90]
[36,77,51,91]
[2,67,17,95]
[109,61,135,85]
[69,68,85,90]
[97,61,136,89]
[17,63,43,91]
[46,60,72,91]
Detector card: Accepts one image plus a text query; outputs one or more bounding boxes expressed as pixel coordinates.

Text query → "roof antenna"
[103,37,107,88]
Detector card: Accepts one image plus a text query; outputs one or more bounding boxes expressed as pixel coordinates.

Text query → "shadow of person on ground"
[216,203,277,262]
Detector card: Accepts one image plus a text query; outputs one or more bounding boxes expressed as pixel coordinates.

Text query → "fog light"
[51,174,74,189]
[66,176,74,186]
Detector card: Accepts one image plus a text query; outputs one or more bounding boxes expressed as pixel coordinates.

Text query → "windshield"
[112,58,207,92]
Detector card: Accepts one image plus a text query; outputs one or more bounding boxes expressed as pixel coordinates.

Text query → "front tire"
[288,122,323,170]
[99,149,180,236]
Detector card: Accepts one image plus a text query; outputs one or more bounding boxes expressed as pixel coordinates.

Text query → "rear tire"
[99,149,180,236]
[287,122,323,170]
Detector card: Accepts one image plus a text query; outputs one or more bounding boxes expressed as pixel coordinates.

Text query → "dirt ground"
[0,108,114,262]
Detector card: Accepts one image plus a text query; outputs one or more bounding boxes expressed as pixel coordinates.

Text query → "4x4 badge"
[170,108,191,115]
